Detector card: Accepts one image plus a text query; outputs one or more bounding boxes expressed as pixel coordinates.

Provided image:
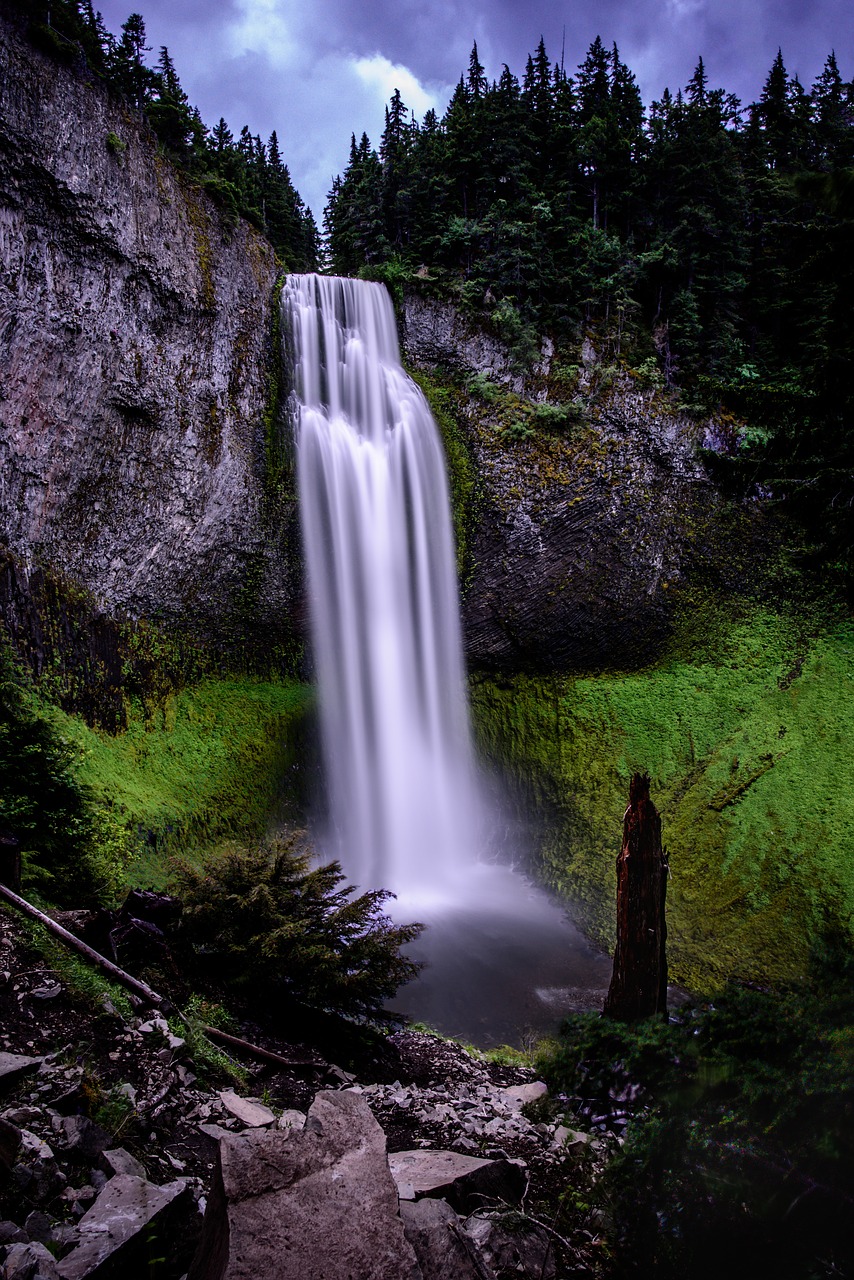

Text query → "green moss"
[47,677,313,890]
[472,607,854,992]
[180,181,216,310]
[263,273,293,500]
[407,368,478,581]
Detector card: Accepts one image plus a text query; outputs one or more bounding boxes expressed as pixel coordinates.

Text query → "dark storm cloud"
[93,0,853,219]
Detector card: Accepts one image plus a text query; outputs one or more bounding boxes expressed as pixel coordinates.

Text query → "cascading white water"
[284,273,481,909]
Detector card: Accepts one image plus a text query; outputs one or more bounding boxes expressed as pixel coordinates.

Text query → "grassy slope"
[472,608,854,991]
[49,677,313,890]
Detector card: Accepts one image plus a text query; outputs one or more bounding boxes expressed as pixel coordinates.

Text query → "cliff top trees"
[321,36,854,570]
[11,0,318,270]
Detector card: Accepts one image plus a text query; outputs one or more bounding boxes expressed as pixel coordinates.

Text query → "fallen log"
[603,772,669,1022]
[0,885,321,1070]
[200,1024,321,1071]
[0,882,163,1007]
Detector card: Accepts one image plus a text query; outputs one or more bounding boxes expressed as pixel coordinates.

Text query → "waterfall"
[284,273,481,909]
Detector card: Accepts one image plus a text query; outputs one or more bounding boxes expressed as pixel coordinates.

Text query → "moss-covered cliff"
[472,605,854,990]
[403,291,770,675]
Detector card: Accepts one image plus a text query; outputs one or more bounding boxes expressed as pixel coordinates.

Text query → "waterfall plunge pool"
[387,863,613,1049]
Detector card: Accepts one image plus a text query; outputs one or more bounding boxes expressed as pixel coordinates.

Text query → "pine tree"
[109,13,152,108]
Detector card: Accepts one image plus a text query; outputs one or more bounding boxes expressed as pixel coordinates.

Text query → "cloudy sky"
[94,0,853,221]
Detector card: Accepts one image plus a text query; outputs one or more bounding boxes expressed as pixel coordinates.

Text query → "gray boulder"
[464,1212,556,1280]
[56,1119,111,1163]
[0,1241,61,1279]
[98,1150,146,1181]
[56,1174,192,1279]
[0,1055,43,1089]
[389,1149,528,1215]
[0,1119,22,1176]
[188,1090,421,1280]
[400,1198,485,1280]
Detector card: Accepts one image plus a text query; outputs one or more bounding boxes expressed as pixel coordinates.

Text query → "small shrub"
[106,131,127,156]
[174,834,423,1022]
[631,355,665,388]
[466,371,502,403]
[499,419,534,441]
[530,400,585,432]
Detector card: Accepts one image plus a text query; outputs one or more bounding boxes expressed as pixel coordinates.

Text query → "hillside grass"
[471,606,854,991]
[48,677,313,891]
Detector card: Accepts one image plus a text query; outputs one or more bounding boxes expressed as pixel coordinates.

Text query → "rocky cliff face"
[0,17,299,674]
[0,19,761,693]
[402,293,762,672]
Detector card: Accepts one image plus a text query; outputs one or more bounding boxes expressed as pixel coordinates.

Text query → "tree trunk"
[603,773,669,1021]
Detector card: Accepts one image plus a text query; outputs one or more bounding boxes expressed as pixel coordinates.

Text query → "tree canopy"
[324,38,854,575]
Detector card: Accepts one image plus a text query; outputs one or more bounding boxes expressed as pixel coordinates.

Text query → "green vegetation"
[51,677,313,890]
[174,834,423,1021]
[408,369,478,579]
[536,944,854,1277]
[15,912,133,1019]
[1,630,312,903]
[472,605,854,990]
[0,644,134,903]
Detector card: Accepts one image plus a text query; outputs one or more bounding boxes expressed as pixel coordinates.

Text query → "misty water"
[284,273,611,1047]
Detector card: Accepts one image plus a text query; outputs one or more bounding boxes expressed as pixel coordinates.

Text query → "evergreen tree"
[109,13,152,108]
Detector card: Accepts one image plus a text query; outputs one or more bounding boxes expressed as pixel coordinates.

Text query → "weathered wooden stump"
[603,773,669,1021]
[0,829,21,893]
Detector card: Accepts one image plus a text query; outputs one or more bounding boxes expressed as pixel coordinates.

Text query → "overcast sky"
[94,0,853,222]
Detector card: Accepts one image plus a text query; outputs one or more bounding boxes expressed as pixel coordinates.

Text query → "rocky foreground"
[0,908,613,1279]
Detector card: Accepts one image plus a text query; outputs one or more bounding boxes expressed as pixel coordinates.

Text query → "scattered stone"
[0,1053,44,1088]
[22,1212,53,1244]
[99,1148,146,1179]
[56,1175,192,1280]
[388,1149,528,1214]
[465,1212,556,1280]
[500,1081,548,1109]
[197,1123,231,1144]
[0,1117,22,1174]
[217,1092,275,1129]
[56,1117,110,1161]
[0,1240,62,1279]
[275,1109,305,1133]
[188,1091,420,1280]
[552,1125,594,1152]
[30,985,62,1002]
[59,1187,96,1208]
[19,1131,54,1162]
[0,1222,28,1246]
[325,1064,357,1085]
[400,1197,483,1280]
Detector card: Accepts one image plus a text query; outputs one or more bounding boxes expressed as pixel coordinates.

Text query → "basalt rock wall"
[402,292,763,673]
[0,15,301,680]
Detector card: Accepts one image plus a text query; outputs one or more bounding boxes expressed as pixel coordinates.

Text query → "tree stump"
[603,773,669,1021]
[0,829,21,893]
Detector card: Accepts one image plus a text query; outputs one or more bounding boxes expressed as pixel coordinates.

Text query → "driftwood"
[0,882,163,1006]
[603,773,669,1021]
